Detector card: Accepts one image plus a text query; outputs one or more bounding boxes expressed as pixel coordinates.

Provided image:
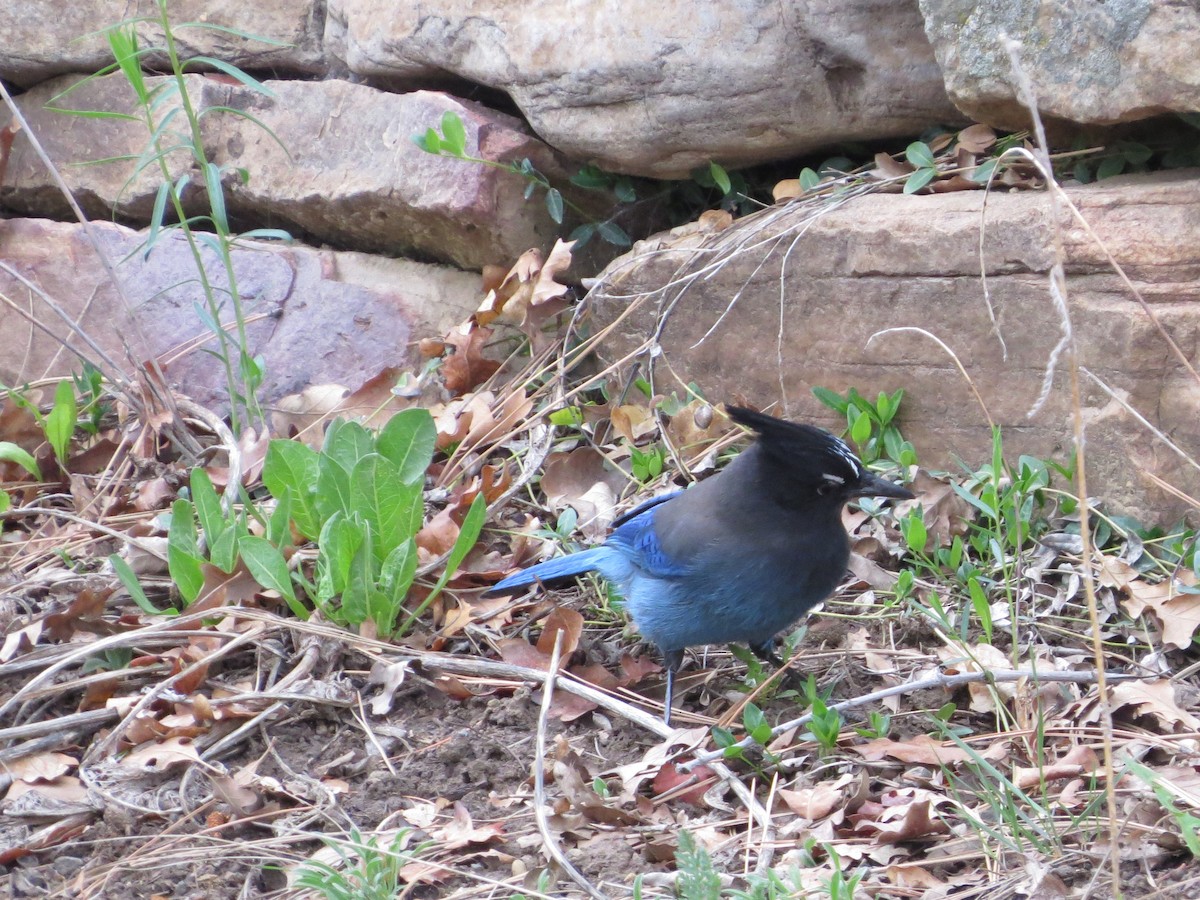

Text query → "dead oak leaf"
[441,323,502,396]
[853,734,1008,766]
[1102,557,1200,650]
[1109,679,1200,731]
[440,801,505,850]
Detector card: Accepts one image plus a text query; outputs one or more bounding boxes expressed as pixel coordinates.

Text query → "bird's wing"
[607,503,690,578]
[611,490,682,528]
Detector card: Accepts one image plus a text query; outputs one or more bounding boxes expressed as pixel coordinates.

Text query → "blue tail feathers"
[487,547,615,594]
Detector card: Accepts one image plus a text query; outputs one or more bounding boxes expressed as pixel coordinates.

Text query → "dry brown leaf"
[1108,679,1200,731]
[537,606,585,657]
[853,734,1008,765]
[651,762,716,806]
[1102,557,1200,649]
[440,801,505,850]
[778,781,845,821]
[441,323,502,396]
[120,736,201,772]
[772,178,802,202]
[957,123,997,154]
[874,152,914,179]
[2,752,77,783]
[609,404,657,444]
[1014,744,1100,790]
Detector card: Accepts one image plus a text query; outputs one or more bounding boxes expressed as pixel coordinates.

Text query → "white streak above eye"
[822,472,845,485]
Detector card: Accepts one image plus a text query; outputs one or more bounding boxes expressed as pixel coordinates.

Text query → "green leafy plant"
[674,829,723,900]
[51,1,293,435]
[812,386,916,469]
[629,443,666,484]
[904,140,938,193]
[262,409,486,638]
[294,827,434,900]
[414,110,631,248]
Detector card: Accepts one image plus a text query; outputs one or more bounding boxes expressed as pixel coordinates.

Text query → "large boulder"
[329,0,963,179]
[589,171,1200,523]
[0,218,481,411]
[0,0,328,89]
[920,0,1200,129]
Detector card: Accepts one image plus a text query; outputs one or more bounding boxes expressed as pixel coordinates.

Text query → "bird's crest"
[726,405,863,483]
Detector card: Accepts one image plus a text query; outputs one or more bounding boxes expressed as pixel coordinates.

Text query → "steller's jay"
[486,405,914,723]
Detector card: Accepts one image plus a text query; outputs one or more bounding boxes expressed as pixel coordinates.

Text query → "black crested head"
[726,405,914,503]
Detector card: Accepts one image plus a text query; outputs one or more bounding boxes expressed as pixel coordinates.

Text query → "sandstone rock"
[329,0,963,179]
[2,75,593,270]
[0,217,481,411]
[920,0,1200,129]
[0,0,327,89]
[589,171,1200,523]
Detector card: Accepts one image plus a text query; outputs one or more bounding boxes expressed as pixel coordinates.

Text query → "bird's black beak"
[852,471,915,501]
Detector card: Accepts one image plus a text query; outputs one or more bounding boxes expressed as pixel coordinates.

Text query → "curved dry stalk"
[866,326,996,429]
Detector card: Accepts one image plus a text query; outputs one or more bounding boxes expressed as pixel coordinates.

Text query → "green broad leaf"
[709,161,732,195]
[742,703,772,745]
[850,410,872,446]
[190,467,225,545]
[548,406,584,427]
[315,511,364,603]
[0,441,42,481]
[373,539,418,637]
[568,222,597,247]
[799,167,821,191]
[208,525,240,575]
[316,452,354,523]
[0,490,8,513]
[569,164,610,189]
[903,513,927,555]
[970,158,999,183]
[544,188,564,223]
[239,535,304,617]
[377,408,436,484]
[440,110,467,156]
[596,220,631,247]
[44,380,77,466]
[167,499,205,604]
[905,141,936,169]
[339,536,376,626]
[351,454,421,560]
[413,126,441,153]
[1096,154,1127,180]
[903,166,937,194]
[379,539,418,607]
[263,439,322,539]
[110,553,178,616]
[322,419,375,474]
[811,386,849,415]
[267,491,293,547]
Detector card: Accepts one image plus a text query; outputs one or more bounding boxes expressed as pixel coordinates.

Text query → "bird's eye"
[817,482,836,496]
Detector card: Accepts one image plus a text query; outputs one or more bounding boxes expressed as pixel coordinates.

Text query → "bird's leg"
[749,639,785,670]
[661,648,684,726]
